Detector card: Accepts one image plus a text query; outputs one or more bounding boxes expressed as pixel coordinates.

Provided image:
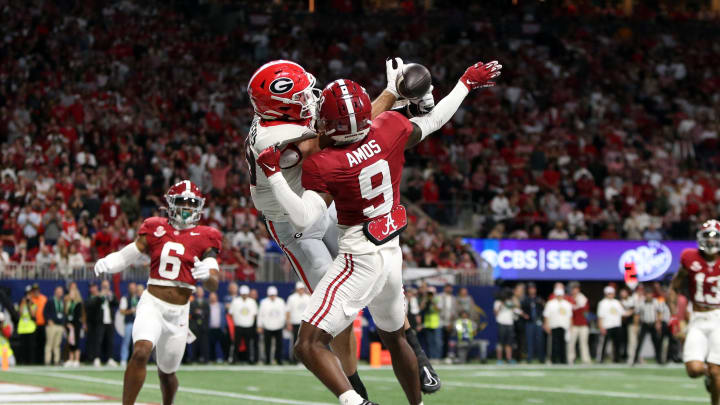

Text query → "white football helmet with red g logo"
[165,180,205,229]
[698,219,720,255]
[247,60,320,121]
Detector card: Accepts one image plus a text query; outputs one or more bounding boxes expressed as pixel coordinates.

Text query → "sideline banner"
[463,239,695,281]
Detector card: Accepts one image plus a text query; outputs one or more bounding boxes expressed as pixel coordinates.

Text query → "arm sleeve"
[268,170,328,232]
[101,242,144,274]
[409,81,469,140]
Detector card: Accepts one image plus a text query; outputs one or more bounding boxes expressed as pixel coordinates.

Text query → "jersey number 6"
[359,159,393,218]
[159,241,185,280]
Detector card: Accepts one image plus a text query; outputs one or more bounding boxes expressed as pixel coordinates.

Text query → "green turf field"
[0,364,707,404]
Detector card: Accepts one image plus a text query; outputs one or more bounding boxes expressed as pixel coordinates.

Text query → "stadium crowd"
[2,278,486,366]
[490,281,684,365]
[0,0,718,281]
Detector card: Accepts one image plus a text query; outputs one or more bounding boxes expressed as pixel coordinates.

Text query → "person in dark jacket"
[43,285,66,365]
[520,282,545,363]
[189,286,210,363]
[86,281,118,366]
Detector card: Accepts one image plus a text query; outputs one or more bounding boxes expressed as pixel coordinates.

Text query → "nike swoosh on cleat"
[422,366,439,387]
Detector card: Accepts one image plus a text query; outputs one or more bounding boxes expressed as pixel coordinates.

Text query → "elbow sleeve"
[410,81,469,140]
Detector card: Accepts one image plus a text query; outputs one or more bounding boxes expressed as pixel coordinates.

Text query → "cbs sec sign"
[464,239,695,281]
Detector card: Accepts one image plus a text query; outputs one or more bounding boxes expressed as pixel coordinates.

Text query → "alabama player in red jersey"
[257,61,501,405]
[671,220,720,404]
[94,180,222,405]
[246,58,441,399]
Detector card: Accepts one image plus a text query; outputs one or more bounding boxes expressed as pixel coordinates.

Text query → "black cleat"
[419,363,441,394]
[706,374,712,393]
[360,401,379,405]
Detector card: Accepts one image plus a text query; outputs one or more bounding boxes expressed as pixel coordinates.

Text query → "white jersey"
[247,115,316,222]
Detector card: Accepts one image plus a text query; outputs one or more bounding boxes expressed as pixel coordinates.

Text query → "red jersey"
[302,111,412,226]
[570,293,589,326]
[139,217,222,290]
[682,248,720,309]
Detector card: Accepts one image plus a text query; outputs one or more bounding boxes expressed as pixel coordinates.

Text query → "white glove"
[94,258,110,277]
[385,57,404,97]
[191,256,211,281]
[409,86,435,116]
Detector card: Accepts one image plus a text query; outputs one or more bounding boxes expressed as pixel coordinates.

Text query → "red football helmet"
[317,79,372,145]
[165,180,205,228]
[247,60,320,120]
[698,220,720,255]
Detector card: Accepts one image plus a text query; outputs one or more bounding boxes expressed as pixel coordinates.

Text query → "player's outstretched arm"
[94,235,148,277]
[256,146,333,231]
[405,60,502,149]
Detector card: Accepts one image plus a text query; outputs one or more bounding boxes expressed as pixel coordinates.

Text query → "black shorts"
[498,324,515,346]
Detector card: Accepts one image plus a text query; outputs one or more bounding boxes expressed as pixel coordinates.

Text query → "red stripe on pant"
[313,254,355,327]
[308,254,349,326]
[267,220,313,293]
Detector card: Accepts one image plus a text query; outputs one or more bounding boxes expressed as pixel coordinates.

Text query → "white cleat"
[93,358,102,367]
[107,359,119,367]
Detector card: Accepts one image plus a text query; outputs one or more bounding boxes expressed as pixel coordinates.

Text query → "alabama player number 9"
[359,159,393,218]
[158,241,185,280]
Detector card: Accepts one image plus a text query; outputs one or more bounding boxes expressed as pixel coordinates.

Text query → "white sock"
[338,390,364,405]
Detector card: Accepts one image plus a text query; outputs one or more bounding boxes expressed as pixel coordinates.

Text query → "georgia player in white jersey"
[672,220,720,404]
[94,181,221,405]
[245,59,442,398]
[257,61,501,405]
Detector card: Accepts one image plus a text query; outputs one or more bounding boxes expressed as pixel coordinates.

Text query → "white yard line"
[9,370,335,405]
[360,376,708,403]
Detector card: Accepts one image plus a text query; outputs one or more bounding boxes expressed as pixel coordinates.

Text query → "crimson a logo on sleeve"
[269,77,294,94]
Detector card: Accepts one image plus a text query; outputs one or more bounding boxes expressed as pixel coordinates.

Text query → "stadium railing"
[0,253,493,286]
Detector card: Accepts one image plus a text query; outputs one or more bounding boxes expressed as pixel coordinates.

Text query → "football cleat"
[419,363,441,394]
[360,401,379,405]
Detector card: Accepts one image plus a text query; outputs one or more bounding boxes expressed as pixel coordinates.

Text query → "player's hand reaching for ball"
[191,256,211,281]
[257,146,282,178]
[460,60,502,90]
[385,57,404,97]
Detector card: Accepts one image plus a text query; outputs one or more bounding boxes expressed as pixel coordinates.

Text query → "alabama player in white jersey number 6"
[94,181,222,405]
[257,60,501,405]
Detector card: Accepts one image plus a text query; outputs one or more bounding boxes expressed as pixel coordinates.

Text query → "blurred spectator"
[43,286,65,365]
[455,287,477,321]
[16,285,37,364]
[543,283,571,364]
[421,286,442,360]
[64,284,84,368]
[454,310,481,364]
[285,282,309,364]
[619,287,638,364]
[597,286,624,363]
[521,283,545,363]
[258,286,285,365]
[494,287,516,364]
[229,285,257,364]
[438,284,457,360]
[547,221,570,240]
[119,282,139,367]
[207,292,227,363]
[568,282,591,364]
[189,286,210,364]
[87,281,118,367]
[29,284,47,364]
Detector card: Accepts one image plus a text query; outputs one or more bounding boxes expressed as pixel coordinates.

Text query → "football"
[396,63,432,99]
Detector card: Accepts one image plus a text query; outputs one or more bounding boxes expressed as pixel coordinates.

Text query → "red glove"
[256,146,282,178]
[459,60,502,90]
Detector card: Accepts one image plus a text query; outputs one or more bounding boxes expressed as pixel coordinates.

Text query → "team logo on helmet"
[269,77,294,94]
